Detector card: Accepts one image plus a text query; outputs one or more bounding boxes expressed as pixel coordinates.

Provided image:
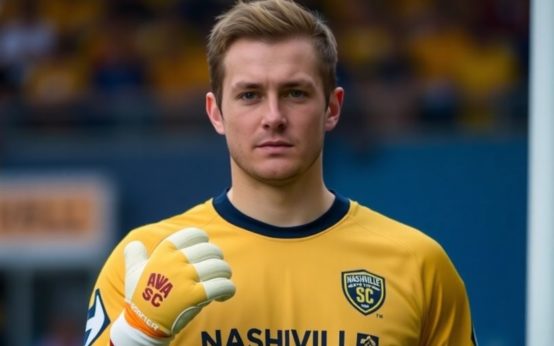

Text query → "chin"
[250,165,304,185]
[256,170,298,184]
[232,156,313,185]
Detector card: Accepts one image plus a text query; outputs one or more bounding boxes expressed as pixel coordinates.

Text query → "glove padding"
[118,227,235,340]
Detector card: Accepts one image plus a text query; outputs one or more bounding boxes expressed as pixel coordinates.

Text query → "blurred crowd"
[0,0,529,139]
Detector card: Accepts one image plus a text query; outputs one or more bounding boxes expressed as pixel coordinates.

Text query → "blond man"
[84,1,476,345]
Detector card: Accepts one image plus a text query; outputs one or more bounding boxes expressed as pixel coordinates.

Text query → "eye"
[239,91,259,101]
[287,89,308,99]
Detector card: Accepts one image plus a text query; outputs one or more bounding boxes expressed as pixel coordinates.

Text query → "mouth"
[255,140,294,154]
[256,140,293,148]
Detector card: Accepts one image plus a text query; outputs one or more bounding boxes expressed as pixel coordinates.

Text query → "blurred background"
[0,0,528,345]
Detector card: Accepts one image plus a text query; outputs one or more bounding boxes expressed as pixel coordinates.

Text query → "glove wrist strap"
[110,313,171,346]
[124,302,170,338]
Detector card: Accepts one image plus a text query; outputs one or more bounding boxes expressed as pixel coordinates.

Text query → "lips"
[256,140,293,148]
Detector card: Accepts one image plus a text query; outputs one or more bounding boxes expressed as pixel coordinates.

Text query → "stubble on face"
[219,37,329,187]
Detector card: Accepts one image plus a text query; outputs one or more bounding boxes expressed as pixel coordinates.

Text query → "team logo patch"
[342,270,386,315]
[357,333,379,346]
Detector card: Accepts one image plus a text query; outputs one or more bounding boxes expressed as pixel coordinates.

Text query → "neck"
[228,163,335,227]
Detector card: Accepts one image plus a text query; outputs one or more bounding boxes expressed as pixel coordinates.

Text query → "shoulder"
[347,199,467,293]
[121,198,218,251]
[95,198,218,289]
[348,201,466,294]
[346,200,451,265]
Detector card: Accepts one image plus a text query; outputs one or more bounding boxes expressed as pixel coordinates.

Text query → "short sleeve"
[419,243,476,346]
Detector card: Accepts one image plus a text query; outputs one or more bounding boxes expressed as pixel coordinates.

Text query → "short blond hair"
[207,0,338,107]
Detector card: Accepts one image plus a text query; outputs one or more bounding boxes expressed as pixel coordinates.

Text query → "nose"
[261,95,287,131]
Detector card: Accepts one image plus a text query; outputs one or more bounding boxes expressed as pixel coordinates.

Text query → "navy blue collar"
[212,190,350,238]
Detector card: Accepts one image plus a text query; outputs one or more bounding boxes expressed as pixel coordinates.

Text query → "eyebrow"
[281,80,316,89]
[230,79,316,91]
[231,81,261,91]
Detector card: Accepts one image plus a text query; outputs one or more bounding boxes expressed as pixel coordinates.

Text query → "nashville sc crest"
[342,270,386,315]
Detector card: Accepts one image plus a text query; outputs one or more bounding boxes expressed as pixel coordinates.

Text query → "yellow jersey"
[85,191,476,346]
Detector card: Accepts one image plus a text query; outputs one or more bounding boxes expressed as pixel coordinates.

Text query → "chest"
[174,232,425,345]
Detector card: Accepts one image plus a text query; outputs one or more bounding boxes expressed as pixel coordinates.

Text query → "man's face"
[206,37,343,185]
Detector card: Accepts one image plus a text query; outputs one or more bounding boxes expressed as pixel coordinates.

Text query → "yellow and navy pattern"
[85,191,476,345]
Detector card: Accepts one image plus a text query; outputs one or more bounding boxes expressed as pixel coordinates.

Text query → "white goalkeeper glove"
[110,227,236,345]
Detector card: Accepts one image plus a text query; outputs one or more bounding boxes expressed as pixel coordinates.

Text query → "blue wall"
[2,133,527,345]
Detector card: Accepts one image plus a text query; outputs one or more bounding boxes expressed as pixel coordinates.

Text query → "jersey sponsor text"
[201,329,378,346]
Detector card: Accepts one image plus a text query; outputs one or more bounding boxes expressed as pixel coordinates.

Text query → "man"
[84,0,477,345]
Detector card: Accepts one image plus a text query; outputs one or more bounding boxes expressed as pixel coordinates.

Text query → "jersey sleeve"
[83,235,131,346]
[419,242,477,346]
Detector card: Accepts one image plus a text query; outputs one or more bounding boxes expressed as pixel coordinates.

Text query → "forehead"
[222,37,322,88]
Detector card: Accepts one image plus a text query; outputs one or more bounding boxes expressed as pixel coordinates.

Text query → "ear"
[324,87,344,132]
[206,92,225,135]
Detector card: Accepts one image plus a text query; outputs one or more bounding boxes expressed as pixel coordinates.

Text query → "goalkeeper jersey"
[85,191,476,346]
